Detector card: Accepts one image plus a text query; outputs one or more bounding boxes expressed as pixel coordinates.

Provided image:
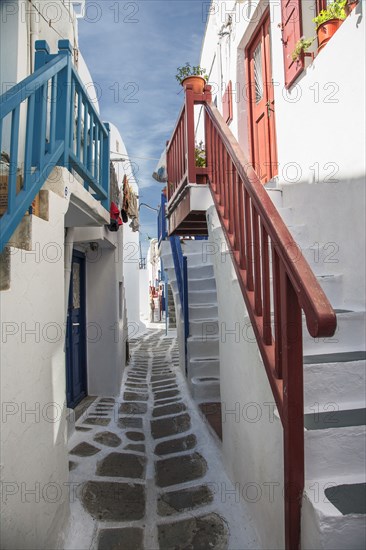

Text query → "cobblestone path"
[65,328,259,550]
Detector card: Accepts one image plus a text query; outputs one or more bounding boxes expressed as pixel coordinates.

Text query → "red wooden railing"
[166,85,337,549]
[166,86,209,205]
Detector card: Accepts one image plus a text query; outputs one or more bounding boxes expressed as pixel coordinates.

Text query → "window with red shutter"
[281,0,304,88]
[222,81,233,124]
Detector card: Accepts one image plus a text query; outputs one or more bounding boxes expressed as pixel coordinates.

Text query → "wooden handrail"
[165,85,337,550]
[203,100,336,550]
[205,102,336,338]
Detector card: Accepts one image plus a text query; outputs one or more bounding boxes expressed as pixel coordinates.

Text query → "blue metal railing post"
[158,192,167,245]
[182,255,189,375]
[56,40,73,168]
[170,236,190,373]
[32,41,51,167]
[102,122,110,210]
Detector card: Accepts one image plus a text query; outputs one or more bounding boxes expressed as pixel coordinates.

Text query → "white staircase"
[160,239,221,401]
[267,188,366,550]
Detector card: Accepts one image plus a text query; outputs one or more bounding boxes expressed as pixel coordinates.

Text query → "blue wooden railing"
[170,236,189,372]
[157,192,167,245]
[0,39,110,252]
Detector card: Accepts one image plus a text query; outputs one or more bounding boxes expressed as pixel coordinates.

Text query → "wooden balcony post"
[184,85,196,184]
[280,265,304,550]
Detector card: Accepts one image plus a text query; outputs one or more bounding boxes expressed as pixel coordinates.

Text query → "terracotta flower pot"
[181,76,206,94]
[317,18,344,52]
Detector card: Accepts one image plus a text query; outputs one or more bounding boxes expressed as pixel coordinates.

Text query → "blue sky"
[78,0,208,257]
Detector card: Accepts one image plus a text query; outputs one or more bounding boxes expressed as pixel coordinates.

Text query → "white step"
[287,224,309,245]
[186,251,214,268]
[190,376,221,400]
[276,206,295,226]
[303,311,366,355]
[189,303,218,321]
[302,476,366,550]
[188,289,217,305]
[301,244,341,276]
[265,188,283,208]
[304,408,366,480]
[304,353,366,410]
[189,277,216,291]
[188,357,220,380]
[315,273,343,308]
[187,335,219,359]
[188,264,214,279]
[181,240,209,254]
[189,319,219,338]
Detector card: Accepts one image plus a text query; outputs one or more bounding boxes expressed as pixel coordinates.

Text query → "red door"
[247,13,278,184]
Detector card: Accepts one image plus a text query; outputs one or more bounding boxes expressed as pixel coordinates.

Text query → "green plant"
[313,0,347,28]
[195,141,206,167]
[291,36,316,61]
[175,63,208,85]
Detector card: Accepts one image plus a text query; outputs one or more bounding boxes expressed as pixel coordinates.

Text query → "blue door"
[66,250,87,408]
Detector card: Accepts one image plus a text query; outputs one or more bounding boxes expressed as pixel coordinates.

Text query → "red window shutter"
[222,81,233,124]
[281,0,303,88]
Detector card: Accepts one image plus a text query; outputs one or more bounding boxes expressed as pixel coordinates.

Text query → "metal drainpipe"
[29,0,39,74]
[65,227,75,324]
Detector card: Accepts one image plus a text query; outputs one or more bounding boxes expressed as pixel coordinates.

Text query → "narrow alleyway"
[64,328,259,549]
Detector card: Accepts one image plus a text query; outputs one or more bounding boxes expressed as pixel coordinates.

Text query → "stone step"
[189,303,218,321]
[189,277,216,292]
[302,476,366,549]
[188,264,214,279]
[188,289,217,305]
[187,357,220,381]
[189,376,221,400]
[303,312,366,355]
[181,240,209,254]
[304,354,366,410]
[304,408,366,480]
[265,188,283,209]
[187,336,219,359]
[186,251,214,268]
[301,244,342,276]
[276,206,295,226]
[189,319,219,338]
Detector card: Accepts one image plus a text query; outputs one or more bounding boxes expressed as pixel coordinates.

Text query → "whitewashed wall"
[0,191,70,550]
[109,123,145,336]
[200,0,365,308]
[207,205,285,549]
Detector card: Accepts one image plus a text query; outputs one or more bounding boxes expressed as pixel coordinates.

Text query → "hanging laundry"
[109,201,122,231]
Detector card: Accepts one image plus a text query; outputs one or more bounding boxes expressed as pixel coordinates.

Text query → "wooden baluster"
[238,176,246,269]
[227,159,233,233]
[244,189,254,290]
[272,244,283,379]
[252,206,262,316]
[185,87,196,184]
[205,113,213,188]
[261,224,272,344]
[223,148,228,219]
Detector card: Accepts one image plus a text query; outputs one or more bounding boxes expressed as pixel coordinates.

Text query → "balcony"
[165,84,213,236]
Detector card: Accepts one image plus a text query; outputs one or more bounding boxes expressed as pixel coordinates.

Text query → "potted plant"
[313,0,347,52]
[291,36,316,62]
[175,63,208,94]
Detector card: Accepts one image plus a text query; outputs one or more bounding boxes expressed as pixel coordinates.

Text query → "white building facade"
[196,2,365,548]
[0,2,141,547]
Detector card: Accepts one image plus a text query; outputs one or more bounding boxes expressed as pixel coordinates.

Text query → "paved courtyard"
[64,328,259,549]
